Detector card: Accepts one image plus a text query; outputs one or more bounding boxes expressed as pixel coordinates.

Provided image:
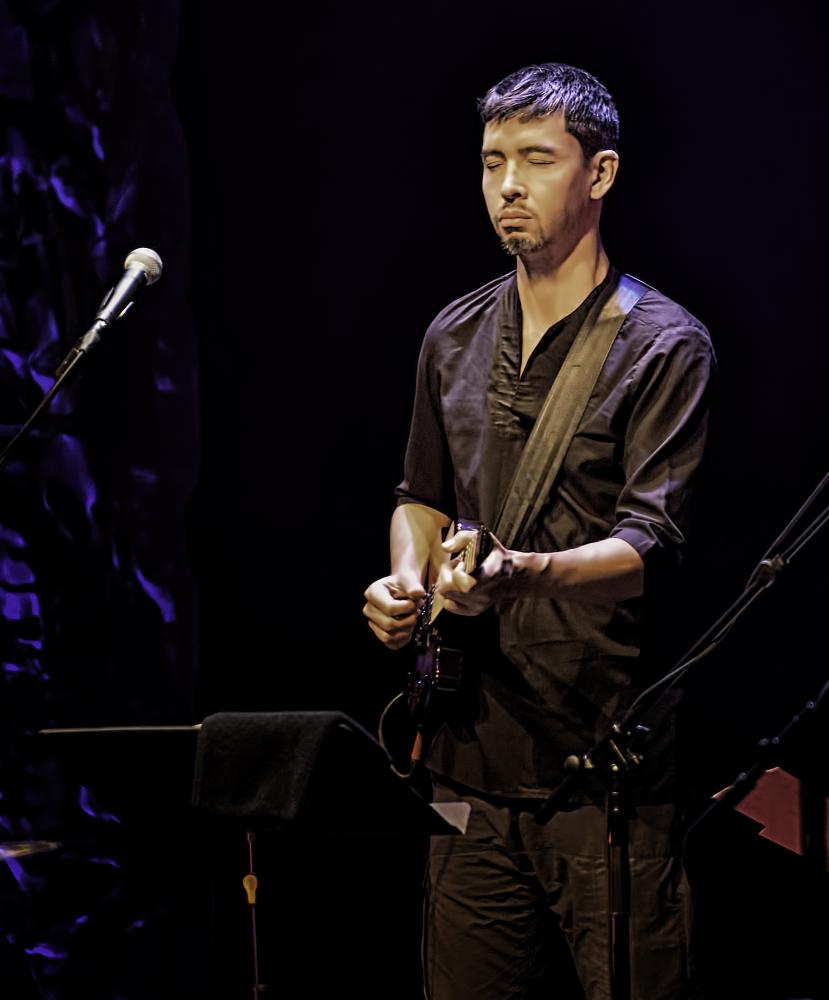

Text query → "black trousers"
[423,783,697,1000]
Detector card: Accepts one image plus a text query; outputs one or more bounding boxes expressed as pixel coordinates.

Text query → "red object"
[715,767,829,860]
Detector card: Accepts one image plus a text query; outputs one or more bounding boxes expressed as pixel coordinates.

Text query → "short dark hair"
[477,63,619,160]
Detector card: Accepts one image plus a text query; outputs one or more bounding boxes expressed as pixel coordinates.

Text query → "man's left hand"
[437,529,517,616]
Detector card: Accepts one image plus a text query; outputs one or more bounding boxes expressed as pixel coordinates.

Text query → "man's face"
[481,112,597,258]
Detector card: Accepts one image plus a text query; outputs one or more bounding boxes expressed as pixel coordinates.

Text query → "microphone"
[55,247,164,379]
[95,247,163,326]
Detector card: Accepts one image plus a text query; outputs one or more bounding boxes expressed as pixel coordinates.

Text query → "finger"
[487,529,508,555]
[476,551,509,583]
[388,576,426,601]
[364,584,419,617]
[442,596,478,617]
[366,615,415,636]
[386,585,418,605]
[367,619,411,649]
[441,529,478,556]
[362,602,418,633]
[364,608,416,636]
[449,565,477,593]
[444,556,477,588]
[437,561,476,597]
[387,594,421,615]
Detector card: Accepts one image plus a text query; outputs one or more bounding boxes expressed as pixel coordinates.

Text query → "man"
[363,62,713,999]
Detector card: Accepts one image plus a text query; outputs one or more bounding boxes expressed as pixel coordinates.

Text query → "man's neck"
[516,232,609,336]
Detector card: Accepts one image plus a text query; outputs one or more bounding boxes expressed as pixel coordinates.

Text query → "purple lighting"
[0,6,198,991]
[65,104,106,162]
[0,545,35,588]
[0,523,44,682]
[134,568,176,623]
[3,859,40,895]
[24,943,68,960]
[107,163,137,223]
[49,162,104,239]
[38,434,99,525]
[78,787,121,825]
[0,591,39,620]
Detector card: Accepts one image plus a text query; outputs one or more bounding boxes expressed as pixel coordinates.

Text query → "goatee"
[501,233,546,255]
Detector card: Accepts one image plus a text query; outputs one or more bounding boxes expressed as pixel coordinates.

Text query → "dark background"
[1,0,827,996]
[184,0,829,840]
[184,0,829,726]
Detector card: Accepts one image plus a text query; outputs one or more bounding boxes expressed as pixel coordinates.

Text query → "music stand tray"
[39,711,463,837]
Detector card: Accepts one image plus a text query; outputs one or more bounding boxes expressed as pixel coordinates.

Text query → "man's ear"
[589,150,619,201]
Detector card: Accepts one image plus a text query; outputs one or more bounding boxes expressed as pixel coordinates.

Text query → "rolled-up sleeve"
[610,322,715,577]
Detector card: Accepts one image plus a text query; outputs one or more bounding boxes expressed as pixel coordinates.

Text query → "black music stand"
[40,712,464,997]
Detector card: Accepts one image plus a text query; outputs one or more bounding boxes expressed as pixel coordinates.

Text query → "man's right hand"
[362,572,426,650]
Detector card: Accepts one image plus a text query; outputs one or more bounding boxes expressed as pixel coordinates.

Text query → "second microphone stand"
[534,467,829,1000]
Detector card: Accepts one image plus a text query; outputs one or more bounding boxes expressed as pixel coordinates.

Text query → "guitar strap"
[492,272,650,551]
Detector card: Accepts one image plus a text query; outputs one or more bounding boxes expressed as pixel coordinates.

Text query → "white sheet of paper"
[429,801,471,834]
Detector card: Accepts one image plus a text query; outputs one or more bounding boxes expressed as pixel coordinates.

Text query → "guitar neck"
[429,589,447,625]
[427,534,480,625]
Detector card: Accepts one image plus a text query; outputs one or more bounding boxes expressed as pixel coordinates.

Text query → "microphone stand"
[0,345,90,471]
[0,310,134,472]
[534,467,829,1000]
[0,307,135,866]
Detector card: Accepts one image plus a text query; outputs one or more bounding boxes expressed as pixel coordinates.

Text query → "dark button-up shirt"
[396,267,715,800]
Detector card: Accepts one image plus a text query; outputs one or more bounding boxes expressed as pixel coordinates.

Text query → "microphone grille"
[124,247,163,285]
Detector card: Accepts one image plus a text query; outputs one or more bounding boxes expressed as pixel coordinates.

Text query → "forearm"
[390,503,452,581]
[512,537,644,603]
